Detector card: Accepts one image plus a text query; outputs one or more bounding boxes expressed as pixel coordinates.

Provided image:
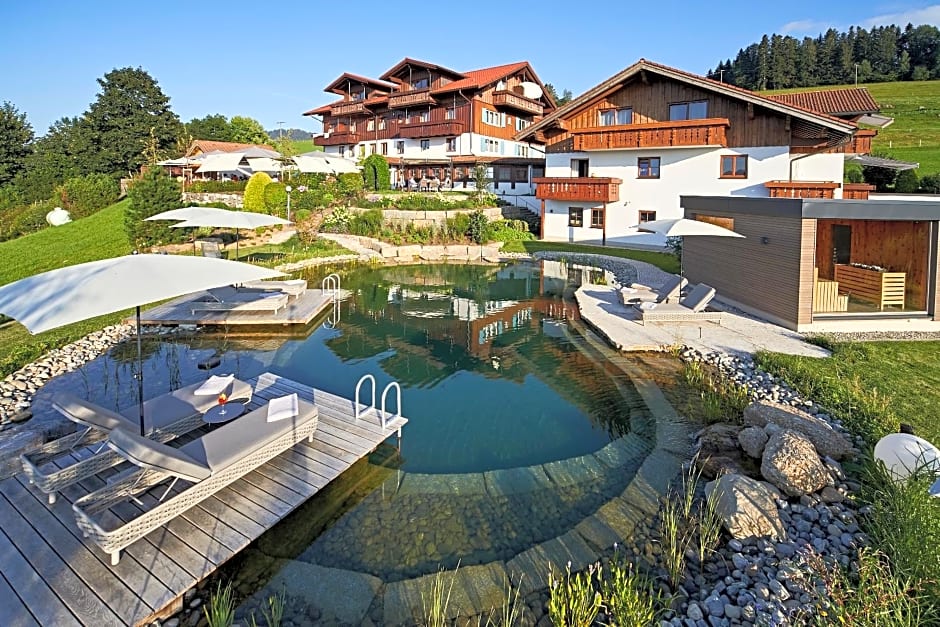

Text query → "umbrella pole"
[235,228,239,260]
[136,306,146,436]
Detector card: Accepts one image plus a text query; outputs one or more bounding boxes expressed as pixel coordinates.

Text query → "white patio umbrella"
[0,255,282,435]
[293,152,361,174]
[147,207,292,258]
[634,218,744,276]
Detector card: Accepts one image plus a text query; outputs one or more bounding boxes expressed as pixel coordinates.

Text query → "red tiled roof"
[187,140,274,156]
[433,61,530,93]
[765,88,879,116]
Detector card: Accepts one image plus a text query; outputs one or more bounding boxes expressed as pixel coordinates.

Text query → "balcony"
[314,131,361,147]
[764,180,840,199]
[388,88,436,109]
[331,101,370,116]
[493,90,544,116]
[570,118,730,151]
[398,120,464,139]
[842,183,876,200]
[533,177,621,203]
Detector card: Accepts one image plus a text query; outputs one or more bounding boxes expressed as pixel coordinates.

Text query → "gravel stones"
[744,400,853,459]
[706,474,786,540]
[761,431,832,497]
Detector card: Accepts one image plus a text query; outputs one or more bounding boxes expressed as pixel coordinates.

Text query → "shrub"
[348,208,384,236]
[468,210,489,244]
[0,185,23,212]
[895,169,920,194]
[294,208,312,221]
[361,154,391,191]
[448,213,471,237]
[336,172,364,199]
[124,167,185,249]
[844,163,865,183]
[920,173,940,194]
[243,172,272,213]
[2,199,54,241]
[55,173,120,220]
[489,219,535,243]
[263,182,287,216]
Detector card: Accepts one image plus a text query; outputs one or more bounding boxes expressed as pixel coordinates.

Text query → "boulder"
[696,454,746,480]
[761,430,831,497]
[696,423,744,456]
[706,474,786,540]
[743,401,853,459]
[738,426,768,459]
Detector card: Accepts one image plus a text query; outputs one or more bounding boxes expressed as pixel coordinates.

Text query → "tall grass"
[683,360,751,424]
[422,563,458,627]
[601,558,665,626]
[546,562,602,627]
[204,581,236,627]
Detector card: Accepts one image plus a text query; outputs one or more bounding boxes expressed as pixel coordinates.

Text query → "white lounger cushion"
[267,393,299,422]
[195,374,235,396]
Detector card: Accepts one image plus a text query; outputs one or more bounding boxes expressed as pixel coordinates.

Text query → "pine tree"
[0,101,33,186]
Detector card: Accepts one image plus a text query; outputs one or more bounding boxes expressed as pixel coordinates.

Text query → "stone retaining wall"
[182,192,244,208]
[349,206,502,228]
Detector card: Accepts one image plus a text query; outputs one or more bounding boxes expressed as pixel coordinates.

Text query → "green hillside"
[765,81,940,174]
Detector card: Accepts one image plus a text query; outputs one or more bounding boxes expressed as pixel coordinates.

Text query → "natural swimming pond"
[36,260,693,622]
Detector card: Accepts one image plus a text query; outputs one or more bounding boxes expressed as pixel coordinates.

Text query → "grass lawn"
[231,235,352,266]
[501,240,680,274]
[0,199,134,376]
[757,340,940,445]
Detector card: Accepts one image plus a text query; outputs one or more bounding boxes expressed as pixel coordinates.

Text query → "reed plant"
[422,563,458,627]
[249,588,286,627]
[600,558,665,626]
[682,361,750,424]
[546,562,602,627]
[204,580,236,627]
[481,574,524,626]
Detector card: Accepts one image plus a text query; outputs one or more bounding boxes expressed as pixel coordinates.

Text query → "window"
[369,143,376,155]
[367,119,375,131]
[482,109,504,126]
[497,166,512,181]
[720,154,748,178]
[514,144,529,157]
[358,145,366,158]
[445,107,456,120]
[396,141,405,154]
[420,139,430,151]
[637,157,661,179]
[411,77,429,89]
[446,137,457,152]
[639,210,657,223]
[669,100,708,120]
[378,118,386,130]
[513,166,528,182]
[568,208,584,227]
[419,110,430,123]
[599,107,632,126]
[349,122,357,132]
[515,117,530,131]
[480,137,500,152]
[381,142,388,155]
[591,208,604,229]
[339,146,345,157]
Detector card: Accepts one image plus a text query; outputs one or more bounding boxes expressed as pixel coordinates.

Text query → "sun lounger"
[72,396,318,564]
[190,288,289,314]
[619,275,687,305]
[21,377,252,504]
[635,283,723,325]
[236,279,307,299]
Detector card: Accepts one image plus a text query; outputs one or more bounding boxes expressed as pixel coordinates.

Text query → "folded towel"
[195,374,234,396]
[267,393,299,422]
[635,301,657,311]
[620,287,638,294]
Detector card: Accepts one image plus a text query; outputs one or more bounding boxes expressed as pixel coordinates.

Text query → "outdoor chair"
[200,240,223,259]
[190,287,289,314]
[72,394,318,565]
[236,279,307,299]
[634,283,723,325]
[619,275,688,305]
[21,376,253,504]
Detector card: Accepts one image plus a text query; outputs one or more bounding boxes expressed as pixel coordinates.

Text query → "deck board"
[0,372,407,626]
[138,289,335,327]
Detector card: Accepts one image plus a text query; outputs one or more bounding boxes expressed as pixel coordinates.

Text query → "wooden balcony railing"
[571,118,730,151]
[331,101,369,116]
[533,177,621,203]
[842,182,876,200]
[850,129,877,155]
[388,88,436,109]
[764,180,840,199]
[314,131,361,146]
[398,120,465,139]
[493,90,544,116]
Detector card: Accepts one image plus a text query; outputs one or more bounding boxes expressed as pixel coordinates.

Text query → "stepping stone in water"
[542,454,605,487]
[506,530,598,596]
[484,465,553,496]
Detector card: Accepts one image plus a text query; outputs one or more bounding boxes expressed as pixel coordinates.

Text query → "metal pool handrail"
[321,273,341,299]
[355,374,376,419]
[380,381,401,431]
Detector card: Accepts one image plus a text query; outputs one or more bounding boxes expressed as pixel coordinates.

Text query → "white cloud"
[859,4,940,28]
[779,4,940,37]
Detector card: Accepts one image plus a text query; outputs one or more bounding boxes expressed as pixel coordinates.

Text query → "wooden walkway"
[0,373,407,627]
[138,289,336,327]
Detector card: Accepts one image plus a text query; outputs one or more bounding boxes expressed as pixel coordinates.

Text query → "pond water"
[35,260,692,620]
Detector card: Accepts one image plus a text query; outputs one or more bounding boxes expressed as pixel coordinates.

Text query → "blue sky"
[1,1,938,135]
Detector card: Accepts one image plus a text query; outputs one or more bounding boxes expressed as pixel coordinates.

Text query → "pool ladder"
[355,374,402,439]
[321,273,341,328]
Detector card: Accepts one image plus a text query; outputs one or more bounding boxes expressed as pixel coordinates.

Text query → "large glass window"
[411,77,429,89]
[669,100,708,120]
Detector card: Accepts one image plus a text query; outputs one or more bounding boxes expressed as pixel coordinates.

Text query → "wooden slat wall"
[543,74,791,151]
[684,212,809,329]
[815,219,931,310]
[327,97,470,143]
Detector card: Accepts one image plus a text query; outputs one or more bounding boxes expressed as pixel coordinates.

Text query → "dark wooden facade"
[533,177,621,202]
[764,181,841,199]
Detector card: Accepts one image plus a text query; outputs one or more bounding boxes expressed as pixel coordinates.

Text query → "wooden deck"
[0,373,407,626]
[138,289,336,327]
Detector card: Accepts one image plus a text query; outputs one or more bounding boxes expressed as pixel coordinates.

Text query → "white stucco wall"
[541,146,846,244]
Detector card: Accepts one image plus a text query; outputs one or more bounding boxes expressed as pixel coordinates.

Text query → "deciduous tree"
[186,114,231,142]
[229,116,268,144]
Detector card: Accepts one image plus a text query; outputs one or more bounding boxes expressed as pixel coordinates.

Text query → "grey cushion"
[51,393,129,432]
[655,275,688,303]
[181,399,318,472]
[107,428,211,483]
[680,284,717,313]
